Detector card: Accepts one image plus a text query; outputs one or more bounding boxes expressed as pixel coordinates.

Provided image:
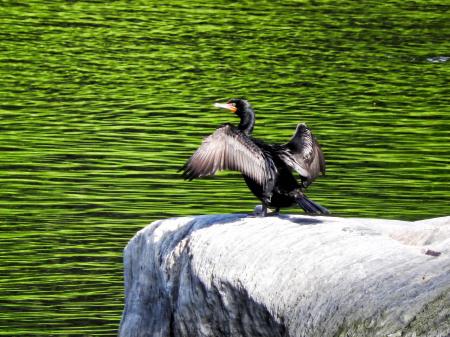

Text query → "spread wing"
[181,124,276,186]
[278,123,325,186]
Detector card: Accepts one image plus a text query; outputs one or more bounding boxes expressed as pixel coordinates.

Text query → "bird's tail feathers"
[296,195,330,215]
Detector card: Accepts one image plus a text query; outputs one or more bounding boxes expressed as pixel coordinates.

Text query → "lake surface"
[0,1,449,335]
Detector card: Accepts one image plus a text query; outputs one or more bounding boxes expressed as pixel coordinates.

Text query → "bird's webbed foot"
[252,205,280,217]
[254,204,268,217]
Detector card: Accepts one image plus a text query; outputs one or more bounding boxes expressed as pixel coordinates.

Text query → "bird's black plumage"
[181,99,329,216]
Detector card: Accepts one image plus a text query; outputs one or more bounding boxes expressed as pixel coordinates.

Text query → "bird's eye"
[230,103,236,107]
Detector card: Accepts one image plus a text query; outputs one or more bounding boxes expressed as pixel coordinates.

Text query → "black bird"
[181,99,329,216]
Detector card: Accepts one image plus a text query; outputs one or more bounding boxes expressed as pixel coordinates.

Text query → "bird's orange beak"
[213,102,237,113]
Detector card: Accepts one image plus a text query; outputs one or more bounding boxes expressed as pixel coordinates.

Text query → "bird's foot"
[252,205,267,217]
[252,205,280,217]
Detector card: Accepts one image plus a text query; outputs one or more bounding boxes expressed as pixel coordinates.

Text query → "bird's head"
[213,98,252,117]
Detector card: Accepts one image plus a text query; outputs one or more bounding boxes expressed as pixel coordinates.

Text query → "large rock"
[118,214,450,337]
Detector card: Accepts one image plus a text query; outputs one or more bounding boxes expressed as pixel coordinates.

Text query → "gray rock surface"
[118,214,450,337]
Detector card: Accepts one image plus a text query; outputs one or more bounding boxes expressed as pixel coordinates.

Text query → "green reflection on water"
[0,1,449,335]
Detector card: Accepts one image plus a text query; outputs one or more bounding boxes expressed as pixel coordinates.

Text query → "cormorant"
[181,99,329,216]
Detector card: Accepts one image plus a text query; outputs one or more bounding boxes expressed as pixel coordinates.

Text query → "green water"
[0,1,449,335]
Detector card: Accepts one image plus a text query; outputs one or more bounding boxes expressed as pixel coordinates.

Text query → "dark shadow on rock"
[170,257,289,337]
[243,213,324,226]
[278,214,324,225]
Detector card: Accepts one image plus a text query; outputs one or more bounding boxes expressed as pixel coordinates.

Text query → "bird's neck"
[238,109,255,135]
